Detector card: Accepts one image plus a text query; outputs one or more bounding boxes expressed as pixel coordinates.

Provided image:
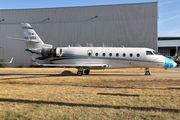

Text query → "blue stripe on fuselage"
[25,49,36,54]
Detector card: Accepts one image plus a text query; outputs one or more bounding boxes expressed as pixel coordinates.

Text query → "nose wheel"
[145,68,151,75]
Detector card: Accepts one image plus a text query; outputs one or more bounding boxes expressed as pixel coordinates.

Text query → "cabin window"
[153,51,161,55]
[130,53,133,57]
[146,51,153,55]
[116,53,119,57]
[137,53,140,57]
[123,53,126,57]
[109,53,112,56]
[95,53,98,56]
[103,53,106,56]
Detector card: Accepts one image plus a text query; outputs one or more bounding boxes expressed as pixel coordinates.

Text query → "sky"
[0,0,180,36]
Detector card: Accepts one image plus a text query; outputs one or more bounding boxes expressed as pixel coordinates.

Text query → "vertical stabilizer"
[21,23,52,49]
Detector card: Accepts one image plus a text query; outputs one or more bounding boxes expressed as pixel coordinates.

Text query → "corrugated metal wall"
[158,47,180,56]
[0,2,158,66]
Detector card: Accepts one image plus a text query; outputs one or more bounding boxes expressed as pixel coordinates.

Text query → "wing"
[31,57,109,68]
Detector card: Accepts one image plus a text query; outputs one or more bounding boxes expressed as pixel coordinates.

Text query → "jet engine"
[41,47,63,57]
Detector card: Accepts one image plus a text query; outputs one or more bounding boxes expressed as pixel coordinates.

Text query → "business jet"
[8,23,177,76]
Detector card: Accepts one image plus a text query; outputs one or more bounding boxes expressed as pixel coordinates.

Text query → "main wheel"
[84,69,90,75]
[77,71,83,76]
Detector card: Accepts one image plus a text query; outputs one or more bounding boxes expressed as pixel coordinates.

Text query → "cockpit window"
[146,51,153,55]
[153,51,161,55]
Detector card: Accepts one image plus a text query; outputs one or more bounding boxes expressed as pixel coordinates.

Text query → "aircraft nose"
[164,57,177,68]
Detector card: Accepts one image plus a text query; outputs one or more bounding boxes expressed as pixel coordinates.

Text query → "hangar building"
[0,2,158,66]
[158,37,180,57]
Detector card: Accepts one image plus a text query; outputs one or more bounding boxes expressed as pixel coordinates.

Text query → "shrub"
[0,58,7,68]
[18,64,24,68]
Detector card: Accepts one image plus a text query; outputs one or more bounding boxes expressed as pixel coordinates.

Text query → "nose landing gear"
[145,68,151,75]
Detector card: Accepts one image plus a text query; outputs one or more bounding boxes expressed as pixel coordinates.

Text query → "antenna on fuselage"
[121,45,125,48]
[77,44,81,47]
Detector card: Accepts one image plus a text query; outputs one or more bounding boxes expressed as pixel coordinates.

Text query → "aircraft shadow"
[0,72,144,81]
[0,70,76,76]
[0,71,77,80]
[97,93,140,97]
[89,73,142,76]
[97,93,180,97]
[0,72,143,79]
[0,81,178,91]
[0,98,179,113]
[167,87,180,90]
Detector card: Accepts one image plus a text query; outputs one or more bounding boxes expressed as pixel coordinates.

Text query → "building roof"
[158,37,180,41]
[0,2,156,11]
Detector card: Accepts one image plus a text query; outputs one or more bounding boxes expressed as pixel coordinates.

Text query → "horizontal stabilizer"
[7,37,39,43]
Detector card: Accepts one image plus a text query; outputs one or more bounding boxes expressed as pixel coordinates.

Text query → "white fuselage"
[38,47,176,69]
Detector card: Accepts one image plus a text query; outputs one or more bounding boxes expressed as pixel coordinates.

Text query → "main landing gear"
[145,68,151,75]
[77,69,90,76]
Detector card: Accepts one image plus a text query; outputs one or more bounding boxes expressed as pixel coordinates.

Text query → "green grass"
[0,69,179,120]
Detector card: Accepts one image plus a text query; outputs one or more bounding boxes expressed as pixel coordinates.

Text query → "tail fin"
[21,23,52,49]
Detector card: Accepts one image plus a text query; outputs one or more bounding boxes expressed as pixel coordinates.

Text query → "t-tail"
[21,23,63,59]
[7,23,62,59]
[21,23,52,49]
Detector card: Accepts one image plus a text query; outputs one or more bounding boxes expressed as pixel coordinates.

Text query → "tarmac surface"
[0,67,179,78]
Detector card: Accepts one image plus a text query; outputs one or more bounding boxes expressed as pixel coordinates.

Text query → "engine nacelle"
[41,47,63,57]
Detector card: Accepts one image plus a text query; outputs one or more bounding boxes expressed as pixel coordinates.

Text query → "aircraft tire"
[145,71,151,75]
[84,69,90,75]
[145,68,151,75]
[77,71,83,76]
